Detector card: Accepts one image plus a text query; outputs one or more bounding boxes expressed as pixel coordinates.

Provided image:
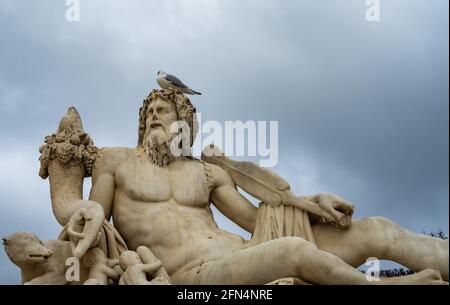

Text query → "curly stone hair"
[138,89,198,147]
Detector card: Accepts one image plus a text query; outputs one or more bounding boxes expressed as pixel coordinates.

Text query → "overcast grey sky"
[0,0,448,284]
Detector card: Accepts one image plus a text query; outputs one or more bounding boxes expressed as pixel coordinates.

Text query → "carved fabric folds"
[58,220,128,260]
[251,203,317,246]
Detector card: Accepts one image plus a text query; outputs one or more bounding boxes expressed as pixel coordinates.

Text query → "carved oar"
[201,145,351,227]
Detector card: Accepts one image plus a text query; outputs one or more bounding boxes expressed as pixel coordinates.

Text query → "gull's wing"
[165,74,188,88]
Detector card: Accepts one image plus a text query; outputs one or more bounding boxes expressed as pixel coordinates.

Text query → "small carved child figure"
[82,247,122,285]
[119,246,171,285]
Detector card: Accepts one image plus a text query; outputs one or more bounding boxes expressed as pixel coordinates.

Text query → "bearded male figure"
[38,89,449,285]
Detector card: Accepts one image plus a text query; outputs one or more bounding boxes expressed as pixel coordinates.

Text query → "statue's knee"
[359,216,395,232]
[357,217,397,254]
[278,237,316,265]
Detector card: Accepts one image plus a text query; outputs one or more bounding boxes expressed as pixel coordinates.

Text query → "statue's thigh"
[193,237,312,285]
[312,218,376,267]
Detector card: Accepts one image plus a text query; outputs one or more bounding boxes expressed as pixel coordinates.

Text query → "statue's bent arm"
[88,147,131,220]
[209,164,258,233]
[89,173,114,221]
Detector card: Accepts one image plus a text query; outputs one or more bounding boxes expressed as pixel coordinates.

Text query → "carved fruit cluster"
[39,128,98,179]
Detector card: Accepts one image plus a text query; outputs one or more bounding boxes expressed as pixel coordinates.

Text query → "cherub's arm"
[209,165,258,233]
[100,265,121,280]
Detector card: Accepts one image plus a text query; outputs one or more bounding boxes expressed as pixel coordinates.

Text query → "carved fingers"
[67,202,105,258]
[106,259,120,269]
[316,193,355,228]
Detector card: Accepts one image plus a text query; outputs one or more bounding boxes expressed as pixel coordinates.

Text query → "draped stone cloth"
[251,203,317,246]
[58,220,128,260]
[251,203,316,285]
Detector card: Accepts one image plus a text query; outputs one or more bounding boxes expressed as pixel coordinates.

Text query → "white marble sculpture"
[3,88,448,285]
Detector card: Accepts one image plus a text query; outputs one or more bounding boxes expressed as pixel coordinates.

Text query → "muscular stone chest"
[116,156,211,208]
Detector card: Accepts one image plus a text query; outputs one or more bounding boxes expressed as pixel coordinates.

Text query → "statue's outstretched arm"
[39,107,105,258]
[202,145,353,229]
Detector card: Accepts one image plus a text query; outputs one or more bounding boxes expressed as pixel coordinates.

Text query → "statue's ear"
[2,237,8,246]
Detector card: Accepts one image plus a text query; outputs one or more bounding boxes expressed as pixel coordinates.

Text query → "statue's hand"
[107,259,120,269]
[67,202,104,258]
[314,193,354,228]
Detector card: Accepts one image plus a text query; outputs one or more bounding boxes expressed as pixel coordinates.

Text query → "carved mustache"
[150,121,163,129]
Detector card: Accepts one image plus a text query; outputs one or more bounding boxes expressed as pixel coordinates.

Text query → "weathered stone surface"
[3,89,448,285]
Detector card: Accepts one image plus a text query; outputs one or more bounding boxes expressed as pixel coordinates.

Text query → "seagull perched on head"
[156,71,202,95]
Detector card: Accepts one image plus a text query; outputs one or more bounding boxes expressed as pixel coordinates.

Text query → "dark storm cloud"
[0,0,448,283]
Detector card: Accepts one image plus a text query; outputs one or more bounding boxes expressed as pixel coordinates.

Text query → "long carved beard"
[141,130,174,167]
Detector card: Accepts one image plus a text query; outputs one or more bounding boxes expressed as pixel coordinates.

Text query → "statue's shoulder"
[209,163,234,186]
[93,147,134,176]
[195,158,233,188]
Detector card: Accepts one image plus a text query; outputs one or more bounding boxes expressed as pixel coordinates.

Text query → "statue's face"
[145,98,178,137]
[141,97,180,166]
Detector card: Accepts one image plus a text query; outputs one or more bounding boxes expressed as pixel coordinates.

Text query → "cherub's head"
[3,232,53,265]
[119,250,142,270]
